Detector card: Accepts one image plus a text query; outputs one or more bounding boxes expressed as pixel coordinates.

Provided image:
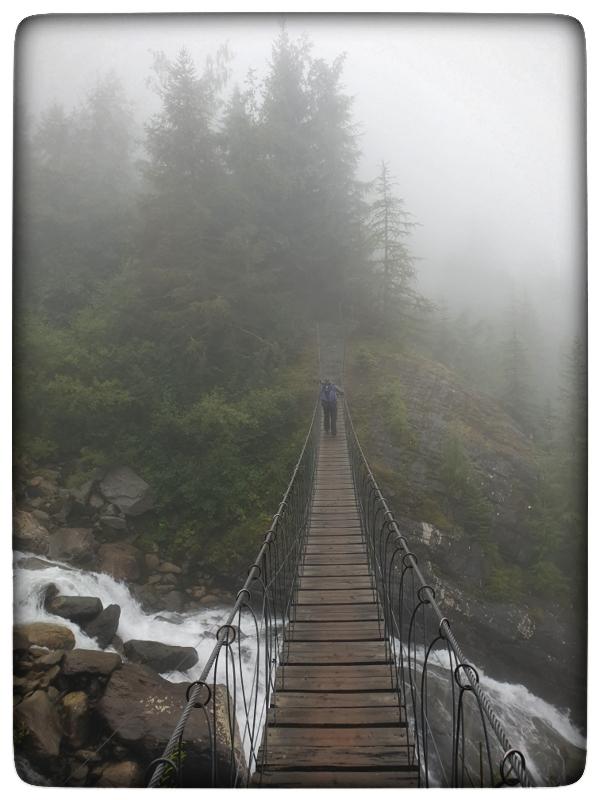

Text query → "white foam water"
[395,641,586,786]
[14,551,268,765]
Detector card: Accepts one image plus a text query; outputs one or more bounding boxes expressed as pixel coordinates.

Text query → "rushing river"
[14,552,585,786]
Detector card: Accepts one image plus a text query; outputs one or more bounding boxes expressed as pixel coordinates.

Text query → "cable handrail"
[343,397,533,788]
[147,397,320,787]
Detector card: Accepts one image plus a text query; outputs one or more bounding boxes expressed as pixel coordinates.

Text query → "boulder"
[66,761,88,786]
[26,476,56,499]
[32,650,65,671]
[97,543,142,582]
[14,754,53,786]
[200,594,221,606]
[81,604,121,649]
[131,584,162,613]
[158,562,182,574]
[99,515,127,531]
[46,595,103,624]
[89,493,105,510]
[99,466,154,517]
[62,691,89,748]
[62,649,122,677]
[72,479,94,506]
[97,761,144,788]
[14,690,62,758]
[145,553,160,571]
[47,490,74,523]
[97,663,246,786]
[48,527,98,567]
[163,590,185,612]
[123,639,198,672]
[37,664,61,689]
[14,510,50,555]
[14,623,75,651]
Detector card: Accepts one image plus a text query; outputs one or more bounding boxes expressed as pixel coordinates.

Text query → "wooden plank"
[272,691,401,708]
[275,676,393,692]
[253,770,418,788]
[267,706,405,727]
[302,555,368,566]
[257,745,413,770]
[305,534,364,544]
[293,599,379,616]
[286,622,384,641]
[278,664,393,677]
[300,565,371,577]
[299,576,372,590]
[308,521,362,529]
[266,726,407,748]
[309,526,362,534]
[296,589,375,605]
[283,641,390,664]
[292,611,382,624]
[304,544,364,553]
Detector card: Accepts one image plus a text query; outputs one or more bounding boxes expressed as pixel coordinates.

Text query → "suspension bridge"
[146,329,531,789]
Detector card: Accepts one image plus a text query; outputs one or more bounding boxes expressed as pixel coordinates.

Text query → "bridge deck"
[252,415,419,788]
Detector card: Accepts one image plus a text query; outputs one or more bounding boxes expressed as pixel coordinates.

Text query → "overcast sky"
[16,13,585,322]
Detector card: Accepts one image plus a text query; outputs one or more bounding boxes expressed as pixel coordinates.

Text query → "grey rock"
[158,561,182,574]
[14,690,62,759]
[97,761,144,788]
[14,510,50,555]
[62,648,122,677]
[46,595,103,624]
[62,691,89,748]
[145,553,160,570]
[99,466,154,517]
[97,663,246,786]
[89,493,105,509]
[14,623,75,651]
[163,590,185,612]
[81,604,121,649]
[123,639,198,672]
[99,515,127,530]
[97,542,142,582]
[14,754,53,786]
[48,527,98,567]
[131,584,162,613]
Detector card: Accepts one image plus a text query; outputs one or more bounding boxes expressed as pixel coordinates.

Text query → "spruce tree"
[368,161,417,327]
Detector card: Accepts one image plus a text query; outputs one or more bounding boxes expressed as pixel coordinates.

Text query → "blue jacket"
[320,384,338,404]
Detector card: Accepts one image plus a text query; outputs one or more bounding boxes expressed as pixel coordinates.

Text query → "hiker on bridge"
[320,378,343,436]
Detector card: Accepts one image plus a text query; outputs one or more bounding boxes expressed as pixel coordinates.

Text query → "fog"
[16,13,586,395]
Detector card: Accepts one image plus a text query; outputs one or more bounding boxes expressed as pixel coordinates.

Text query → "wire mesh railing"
[344,399,533,788]
[146,399,320,787]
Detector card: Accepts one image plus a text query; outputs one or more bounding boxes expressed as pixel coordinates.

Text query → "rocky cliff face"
[346,342,586,728]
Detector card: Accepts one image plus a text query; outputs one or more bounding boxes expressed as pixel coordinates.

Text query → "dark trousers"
[322,401,337,435]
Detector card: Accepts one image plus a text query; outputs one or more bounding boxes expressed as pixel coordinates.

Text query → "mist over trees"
[14,29,585,588]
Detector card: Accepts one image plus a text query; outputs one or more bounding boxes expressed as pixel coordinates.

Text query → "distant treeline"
[14,31,421,577]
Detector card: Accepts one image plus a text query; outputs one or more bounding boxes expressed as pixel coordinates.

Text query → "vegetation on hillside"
[14,30,585,591]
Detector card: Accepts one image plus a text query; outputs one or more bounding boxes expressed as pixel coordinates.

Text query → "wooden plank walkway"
[252,414,418,788]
